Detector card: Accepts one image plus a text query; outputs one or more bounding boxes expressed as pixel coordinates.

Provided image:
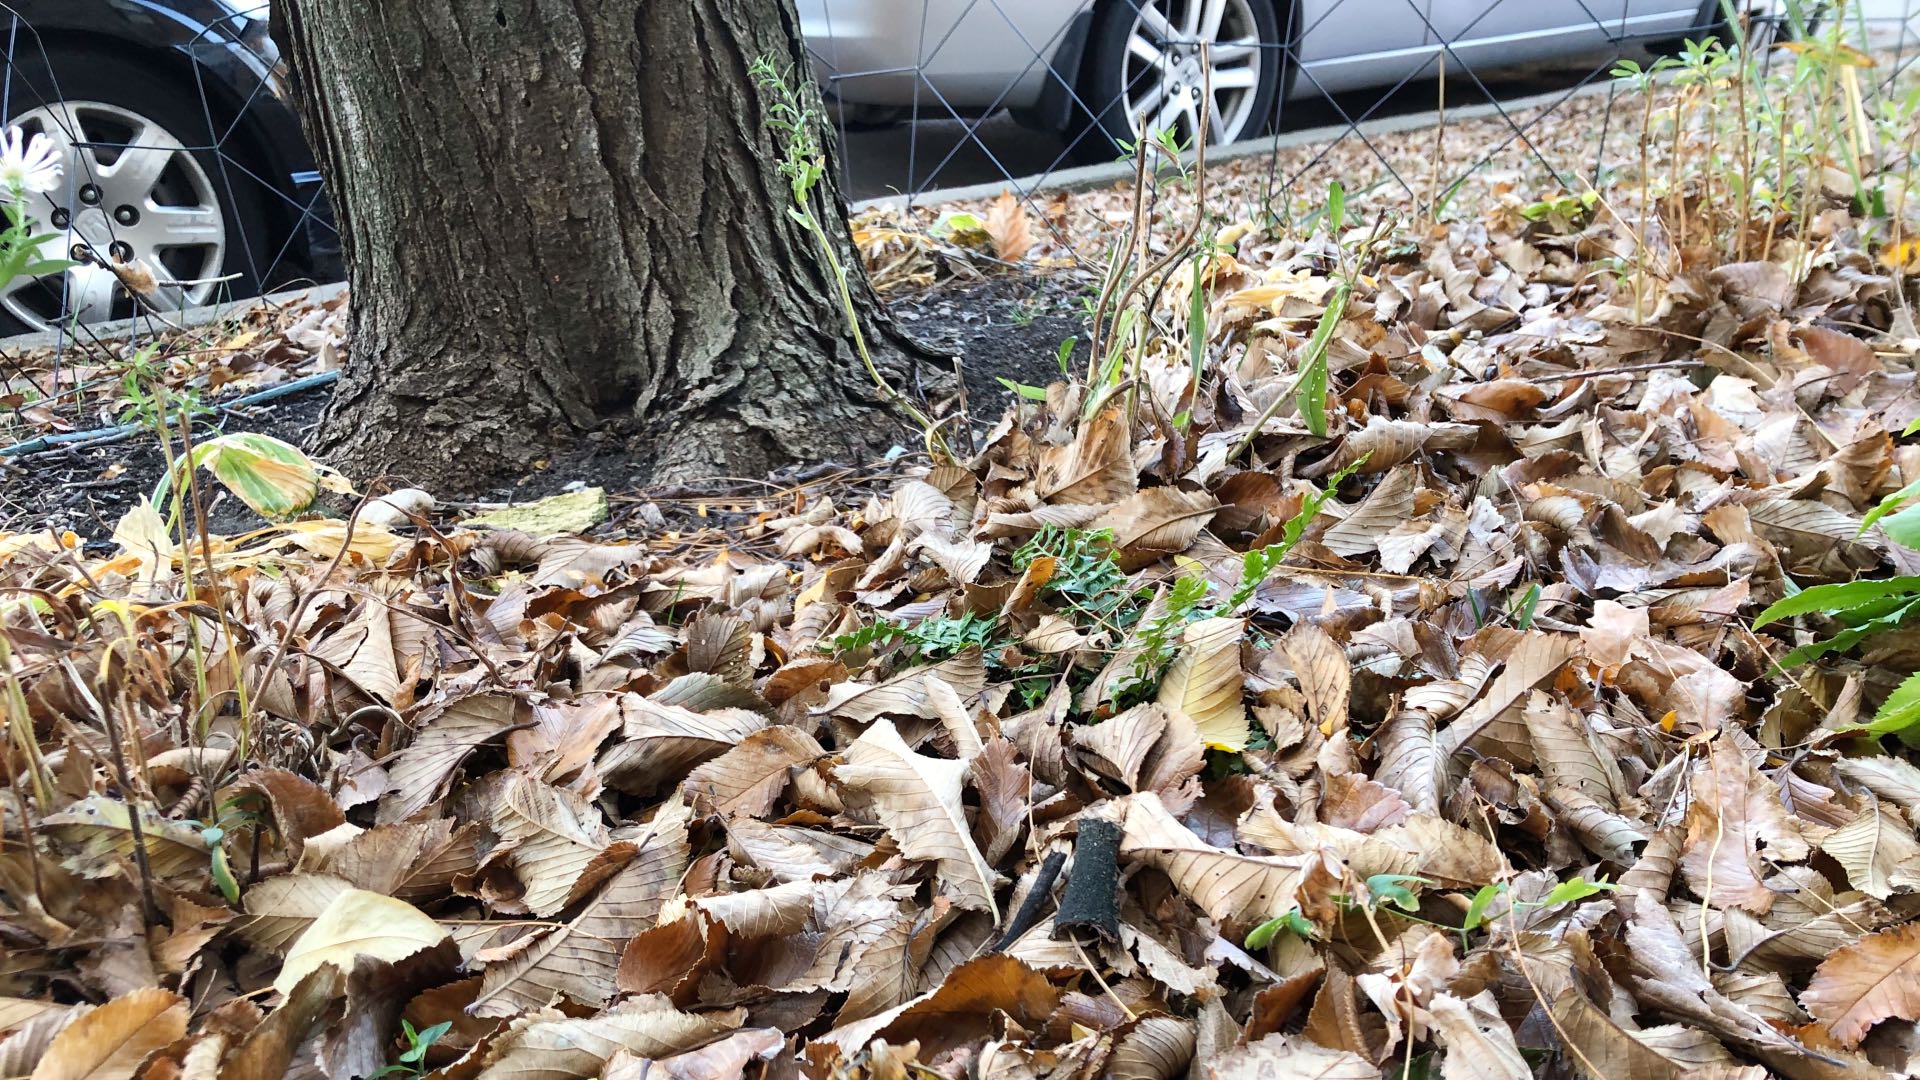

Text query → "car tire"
[0,45,273,334]
[1069,0,1286,164]
[1682,0,1807,49]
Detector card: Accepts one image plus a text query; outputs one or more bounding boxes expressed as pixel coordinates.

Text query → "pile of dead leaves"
[6,146,1920,1080]
[0,289,345,449]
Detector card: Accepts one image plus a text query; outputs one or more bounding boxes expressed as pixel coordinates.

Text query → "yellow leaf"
[273,887,448,996]
[1158,617,1247,751]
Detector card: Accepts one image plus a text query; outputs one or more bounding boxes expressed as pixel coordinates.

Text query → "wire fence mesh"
[0,0,1913,354]
[809,0,1920,258]
[0,1,332,355]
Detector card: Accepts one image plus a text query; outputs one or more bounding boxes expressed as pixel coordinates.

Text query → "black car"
[0,0,337,333]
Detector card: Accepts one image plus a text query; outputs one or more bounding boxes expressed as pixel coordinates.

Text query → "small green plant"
[1244,907,1315,948]
[1456,876,1617,946]
[750,56,951,463]
[115,348,212,431]
[0,125,75,291]
[371,1019,452,1079]
[1013,526,1136,621]
[833,610,1003,663]
[1753,477,1920,739]
[180,799,268,905]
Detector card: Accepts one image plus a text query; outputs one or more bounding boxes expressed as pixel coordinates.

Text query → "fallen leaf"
[274,888,449,996]
[29,988,186,1080]
[1803,921,1920,1047]
[835,718,999,918]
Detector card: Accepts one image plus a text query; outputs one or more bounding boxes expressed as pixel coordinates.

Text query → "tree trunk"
[272,0,942,490]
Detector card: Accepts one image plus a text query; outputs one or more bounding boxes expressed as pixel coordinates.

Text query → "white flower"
[0,126,62,195]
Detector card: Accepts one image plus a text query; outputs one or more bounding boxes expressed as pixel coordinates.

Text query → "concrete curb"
[850,78,1614,211]
[0,280,349,352]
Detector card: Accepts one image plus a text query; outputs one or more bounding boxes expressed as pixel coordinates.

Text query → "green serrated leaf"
[1753,578,1920,628]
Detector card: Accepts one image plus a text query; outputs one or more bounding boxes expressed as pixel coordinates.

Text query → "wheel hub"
[0,99,227,329]
[1121,0,1266,147]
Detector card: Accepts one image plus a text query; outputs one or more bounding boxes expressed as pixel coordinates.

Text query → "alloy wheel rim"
[4,100,226,330]
[1121,0,1266,147]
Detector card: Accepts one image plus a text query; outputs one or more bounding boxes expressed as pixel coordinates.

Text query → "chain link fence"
[0,0,1913,350]
[808,0,1920,254]
[0,1,332,352]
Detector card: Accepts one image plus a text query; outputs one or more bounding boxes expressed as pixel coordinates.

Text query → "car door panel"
[1293,0,1437,94]
[1425,0,1697,72]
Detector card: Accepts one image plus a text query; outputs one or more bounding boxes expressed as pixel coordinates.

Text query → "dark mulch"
[892,271,1089,411]
[1,274,1088,544]
[2,390,332,545]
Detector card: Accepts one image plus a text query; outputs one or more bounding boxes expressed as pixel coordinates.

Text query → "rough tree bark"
[271,0,941,489]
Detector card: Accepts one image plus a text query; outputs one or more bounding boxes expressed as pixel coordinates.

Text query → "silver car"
[799,0,1735,151]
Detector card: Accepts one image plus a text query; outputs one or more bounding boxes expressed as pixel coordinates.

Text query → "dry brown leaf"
[680,725,825,818]
[1121,792,1317,928]
[1547,986,1688,1080]
[1321,467,1419,557]
[1680,741,1810,913]
[1109,1015,1197,1079]
[1037,406,1136,505]
[475,995,746,1079]
[217,965,344,1080]
[598,696,769,794]
[226,768,346,864]
[1440,634,1579,764]
[1282,623,1351,735]
[1201,1033,1379,1079]
[41,796,209,880]
[273,887,449,996]
[28,988,186,1080]
[236,872,355,955]
[0,1009,85,1079]
[814,648,986,724]
[984,190,1033,262]
[1819,806,1920,900]
[1093,488,1220,569]
[381,693,527,823]
[603,1026,785,1080]
[484,771,612,916]
[301,818,479,902]
[1803,921,1920,1047]
[1429,993,1530,1080]
[471,797,691,1016]
[972,737,1031,865]
[1071,702,1168,792]
[835,718,999,917]
[820,955,1059,1058]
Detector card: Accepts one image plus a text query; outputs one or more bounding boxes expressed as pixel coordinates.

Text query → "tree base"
[310,318,956,495]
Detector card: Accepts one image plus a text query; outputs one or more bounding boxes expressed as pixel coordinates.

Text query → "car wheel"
[0,47,271,335]
[1683,0,1805,50]
[1073,0,1285,162]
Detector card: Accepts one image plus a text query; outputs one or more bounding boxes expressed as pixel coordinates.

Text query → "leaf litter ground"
[6,54,1920,1080]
